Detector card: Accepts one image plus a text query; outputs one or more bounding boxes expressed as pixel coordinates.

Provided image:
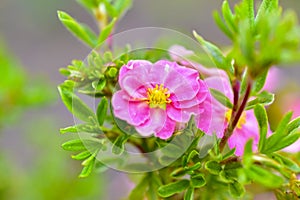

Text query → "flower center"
[146,84,171,109]
[225,109,247,129]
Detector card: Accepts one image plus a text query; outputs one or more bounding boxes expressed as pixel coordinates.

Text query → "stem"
[219,79,252,152]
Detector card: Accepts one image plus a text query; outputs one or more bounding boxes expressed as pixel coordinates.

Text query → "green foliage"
[57,0,300,199]
[57,11,98,48]
[0,41,54,127]
[158,179,190,198]
[193,31,234,75]
[261,112,300,153]
[209,88,233,109]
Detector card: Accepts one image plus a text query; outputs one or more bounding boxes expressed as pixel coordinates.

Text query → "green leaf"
[96,97,108,126]
[71,150,91,160]
[210,88,233,109]
[190,174,206,188]
[129,175,148,200]
[261,112,296,153]
[98,18,117,45]
[252,69,269,93]
[171,168,186,178]
[58,84,96,122]
[229,181,245,198]
[60,123,102,134]
[205,160,222,175]
[62,139,100,152]
[187,150,199,163]
[213,11,233,39]
[57,11,97,48]
[222,0,237,33]
[184,187,194,200]
[79,156,95,178]
[158,179,190,198]
[271,153,300,173]
[245,165,284,188]
[287,116,300,134]
[77,0,98,11]
[161,143,183,158]
[256,0,279,24]
[193,31,233,74]
[184,162,202,172]
[263,132,300,153]
[246,91,274,110]
[114,0,132,17]
[243,139,253,167]
[222,148,236,161]
[62,139,86,151]
[254,104,268,152]
[112,134,129,155]
[243,0,255,29]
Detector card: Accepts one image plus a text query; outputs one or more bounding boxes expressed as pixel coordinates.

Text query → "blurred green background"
[0,0,300,199]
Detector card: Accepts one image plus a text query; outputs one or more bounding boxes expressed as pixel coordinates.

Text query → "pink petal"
[119,60,152,79]
[112,90,150,126]
[155,117,176,139]
[135,108,167,137]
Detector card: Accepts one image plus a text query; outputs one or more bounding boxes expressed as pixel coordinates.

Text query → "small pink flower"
[196,75,261,156]
[112,60,211,139]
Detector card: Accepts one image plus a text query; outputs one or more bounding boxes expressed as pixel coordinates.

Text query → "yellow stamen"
[225,109,246,129]
[145,84,172,109]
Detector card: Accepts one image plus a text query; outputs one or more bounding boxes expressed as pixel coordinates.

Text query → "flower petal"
[112,90,150,126]
[135,108,167,137]
[155,117,176,139]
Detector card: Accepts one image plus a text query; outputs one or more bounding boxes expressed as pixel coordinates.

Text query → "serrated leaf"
[247,91,274,110]
[190,174,206,188]
[57,11,97,48]
[193,31,233,74]
[229,180,245,198]
[158,180,190,198]
[210,88,233,109]
[58,84,96,122]
[97,97,108,126]
[184,187,194,200]
[205,160,222,175]
[254,104,268,152]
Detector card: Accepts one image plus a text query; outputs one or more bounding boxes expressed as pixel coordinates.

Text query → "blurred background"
[0,0,299,199]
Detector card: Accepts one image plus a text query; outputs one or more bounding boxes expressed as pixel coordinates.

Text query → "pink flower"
[196,75,260,156]
[112,60,211,139]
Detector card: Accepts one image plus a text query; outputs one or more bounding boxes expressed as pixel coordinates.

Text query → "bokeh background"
[0,0,300,199]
